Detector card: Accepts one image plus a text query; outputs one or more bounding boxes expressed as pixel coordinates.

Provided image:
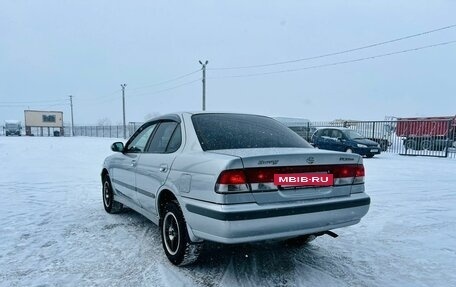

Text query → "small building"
[24,110,64,136]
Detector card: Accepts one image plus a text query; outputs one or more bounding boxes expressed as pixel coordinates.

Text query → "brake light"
[215,170,249,193]
[217,170,247,184]
[215,164,365,193]
[332,164,365,185]
[354,165,365,184]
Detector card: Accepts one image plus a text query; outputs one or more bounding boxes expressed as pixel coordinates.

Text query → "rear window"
[192,114,312,151]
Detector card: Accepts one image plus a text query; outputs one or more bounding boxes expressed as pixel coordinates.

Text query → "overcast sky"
[1,1,455,125]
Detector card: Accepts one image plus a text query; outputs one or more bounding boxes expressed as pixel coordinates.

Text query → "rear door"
[317,129,332,150]
[135,121,182,214]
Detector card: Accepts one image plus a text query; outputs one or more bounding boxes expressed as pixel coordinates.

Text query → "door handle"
[159,164,168,173]
[131,160,137,167]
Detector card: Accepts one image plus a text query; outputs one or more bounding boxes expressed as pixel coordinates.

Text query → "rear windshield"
[192,114,312,151]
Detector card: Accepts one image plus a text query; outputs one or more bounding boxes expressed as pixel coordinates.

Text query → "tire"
[366,154,374,158]
[284,234,317,247]
[405,139,417,150]
[345,148,353,153]
[421,140,433,150]
[102,175,123,213]
[160,201,202,266]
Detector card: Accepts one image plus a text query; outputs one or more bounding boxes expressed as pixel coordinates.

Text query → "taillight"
[215,164,365,193]
[332,164,365,185]
[215,170,250,193]
[354,165,365,184]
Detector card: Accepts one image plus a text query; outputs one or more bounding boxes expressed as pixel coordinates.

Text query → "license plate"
[370,149,378,152]
[274,173,333,187]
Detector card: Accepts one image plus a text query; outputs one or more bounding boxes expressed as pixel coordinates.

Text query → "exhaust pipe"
[313,230,339,239]
[324,230,339,238]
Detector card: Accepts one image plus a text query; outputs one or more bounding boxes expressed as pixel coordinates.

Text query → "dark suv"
[312,127,381,158]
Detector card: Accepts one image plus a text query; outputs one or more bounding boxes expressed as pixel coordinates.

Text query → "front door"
[111,123,157,206]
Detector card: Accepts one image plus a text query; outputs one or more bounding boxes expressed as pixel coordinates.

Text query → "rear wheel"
[366,154,374,158]
[421,140,433,150]
[102,175,123,213]
[160,201,202,266]
[345,148,353,153]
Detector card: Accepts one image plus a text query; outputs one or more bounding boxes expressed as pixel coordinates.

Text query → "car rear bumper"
[182,193,370,244]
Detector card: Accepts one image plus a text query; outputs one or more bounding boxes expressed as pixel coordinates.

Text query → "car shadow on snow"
[183,237,374,286]
[106,209,370,286]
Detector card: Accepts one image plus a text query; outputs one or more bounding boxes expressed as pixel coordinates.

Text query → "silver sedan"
[101,112,370,266]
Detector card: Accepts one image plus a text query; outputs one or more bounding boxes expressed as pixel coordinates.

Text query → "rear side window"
[192,114,312,151]
[147,122,178,153]
[165,125,182,153]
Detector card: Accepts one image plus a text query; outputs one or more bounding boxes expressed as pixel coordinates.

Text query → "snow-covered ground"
[1,136,455,287]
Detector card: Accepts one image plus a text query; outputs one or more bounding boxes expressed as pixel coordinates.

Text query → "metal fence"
[64,123,143,138]
[286,119,456,158]
[52,119,456,159]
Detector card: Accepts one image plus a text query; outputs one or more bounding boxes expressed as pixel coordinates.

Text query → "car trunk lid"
[210,148,363,204]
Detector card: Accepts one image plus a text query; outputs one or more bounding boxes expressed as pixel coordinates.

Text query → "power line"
[128,78,201,98]
[77,89,121,103]
[210,24,456,71]
[0,102,68,108]
[128,69,201,92]
[0,99,67,104]
[207,40,456,79]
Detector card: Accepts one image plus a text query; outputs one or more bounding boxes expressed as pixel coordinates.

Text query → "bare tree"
[97,117,112,126]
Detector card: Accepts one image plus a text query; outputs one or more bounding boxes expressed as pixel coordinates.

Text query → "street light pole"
[121,84,127,139]
[69,95,74,136]
[199,60,208,111]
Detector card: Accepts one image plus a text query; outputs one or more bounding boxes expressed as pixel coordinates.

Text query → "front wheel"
[405,139,418,150]
[160,201,202,266]
[102,175,123,213]
[345,148,353,153]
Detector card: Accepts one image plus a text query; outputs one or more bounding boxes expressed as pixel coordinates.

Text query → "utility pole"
[69,95,74,136]
[199,60,208,111]
[121,84,127,139]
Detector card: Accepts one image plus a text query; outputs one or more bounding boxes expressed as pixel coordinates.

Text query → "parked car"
[312,127,381,158]
[4,120,22,136]
[101,113,370,265]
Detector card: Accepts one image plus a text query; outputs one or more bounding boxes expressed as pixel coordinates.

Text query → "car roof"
[145,111,274,124]
[314,126,352,131]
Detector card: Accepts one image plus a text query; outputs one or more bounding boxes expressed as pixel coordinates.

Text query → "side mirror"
[111,142,124,152]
